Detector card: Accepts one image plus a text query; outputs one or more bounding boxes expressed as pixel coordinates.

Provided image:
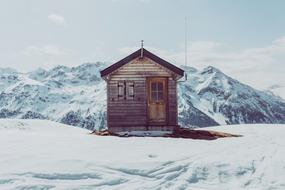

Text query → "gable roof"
[100,48,184,77]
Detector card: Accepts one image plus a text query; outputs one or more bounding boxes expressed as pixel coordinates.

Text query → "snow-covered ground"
[0,119,285,190]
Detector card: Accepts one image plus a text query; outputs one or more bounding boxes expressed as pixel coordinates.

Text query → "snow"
[0,119,285,189]
[0,63,107,130]
[268,84,285,99]
[178,66,285,127]
[1,63,284,130]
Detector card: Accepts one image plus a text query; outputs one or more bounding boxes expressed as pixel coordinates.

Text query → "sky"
[0,0,285,89]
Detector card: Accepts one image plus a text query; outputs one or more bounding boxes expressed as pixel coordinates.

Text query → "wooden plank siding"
[168,78,178,125]
[106,57,179,132]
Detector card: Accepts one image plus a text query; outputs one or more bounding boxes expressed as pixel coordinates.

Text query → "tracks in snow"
[2,157,284,190]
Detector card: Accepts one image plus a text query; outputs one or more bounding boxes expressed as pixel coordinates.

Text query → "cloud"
[21,45,74,56]
[48,13,66,25]
[20,45,78,69]
[118,36,285,89]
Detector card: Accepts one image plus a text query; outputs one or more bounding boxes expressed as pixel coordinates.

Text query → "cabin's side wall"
[107,57,178,133]
[168,78,178,126]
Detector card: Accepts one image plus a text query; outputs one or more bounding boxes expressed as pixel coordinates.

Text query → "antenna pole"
[185,17,187,67]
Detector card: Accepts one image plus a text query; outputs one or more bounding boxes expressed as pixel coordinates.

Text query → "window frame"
[150,81,164,102]
[127,81,135,100]
[117,81,135,100]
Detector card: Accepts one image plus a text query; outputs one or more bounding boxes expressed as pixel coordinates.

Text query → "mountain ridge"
[0,63,284,130]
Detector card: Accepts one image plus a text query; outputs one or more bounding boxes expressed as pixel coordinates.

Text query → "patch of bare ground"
[92,128,242,140]
[166,128,242,140]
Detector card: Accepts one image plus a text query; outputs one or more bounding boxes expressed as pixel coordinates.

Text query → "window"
[118,82,125,99]
[127,82,134,99]
[117,81,134,100]
[151,82,164,101]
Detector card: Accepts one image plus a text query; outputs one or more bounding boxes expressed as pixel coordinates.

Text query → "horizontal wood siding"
[109,57,173,79]
[168,79,178,125]
[110,126,178,133]
[107,57,178,131]
[108,79,147,129]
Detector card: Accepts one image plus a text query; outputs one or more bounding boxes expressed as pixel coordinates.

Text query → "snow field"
[0,119,285,190]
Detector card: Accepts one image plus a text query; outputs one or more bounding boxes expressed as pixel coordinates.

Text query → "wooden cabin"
[100,47,184,134]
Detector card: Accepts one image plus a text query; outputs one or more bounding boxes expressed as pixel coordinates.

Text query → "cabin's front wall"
[107,57,179,133]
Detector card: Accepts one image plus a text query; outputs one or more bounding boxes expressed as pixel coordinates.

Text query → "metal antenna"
[140,40,144,58]
[184,17,188,81]
[185,17,187,67]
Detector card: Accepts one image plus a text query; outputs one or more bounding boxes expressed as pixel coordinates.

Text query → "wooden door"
[147,78,167,124]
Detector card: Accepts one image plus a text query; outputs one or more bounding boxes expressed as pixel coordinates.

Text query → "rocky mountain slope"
[0,63,284,130]
[179,66,285,127]
[0,63,106,130]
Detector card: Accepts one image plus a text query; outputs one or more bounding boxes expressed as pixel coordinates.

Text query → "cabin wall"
[107,79,147,130]
[107,57,179,132]
[168,78,178,126]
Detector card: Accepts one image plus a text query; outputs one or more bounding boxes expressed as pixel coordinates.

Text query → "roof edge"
[100,48,184,77]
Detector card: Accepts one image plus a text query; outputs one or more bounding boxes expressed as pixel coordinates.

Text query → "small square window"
[150,81,164,102]
[157,82,163,91]
[151,91,157,101]
[157,91,164,100]
[151,83,157,91]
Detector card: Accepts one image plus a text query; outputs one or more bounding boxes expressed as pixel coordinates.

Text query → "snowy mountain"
[179,66,285,127]
[0,119,285,189]
[266,84,285,100]
[0,63,106,130]
[0,63,285,130]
